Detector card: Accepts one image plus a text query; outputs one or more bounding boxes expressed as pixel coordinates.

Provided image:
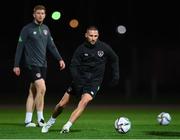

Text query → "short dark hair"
[86,25,99,32]
[33,5,46,13]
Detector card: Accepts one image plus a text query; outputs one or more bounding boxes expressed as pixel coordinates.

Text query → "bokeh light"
[117,25,126,34]
[69,19,79,28]
[51,11,61,20]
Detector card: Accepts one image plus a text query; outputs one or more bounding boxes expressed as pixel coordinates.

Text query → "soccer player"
[41,25,119,133]
[13,5,65,127]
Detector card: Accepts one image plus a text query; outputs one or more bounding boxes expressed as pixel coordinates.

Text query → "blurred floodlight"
[51,11,61,20]
[117,25,126,34]
[69,19,79,28]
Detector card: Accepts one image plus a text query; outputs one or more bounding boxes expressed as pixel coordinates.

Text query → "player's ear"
[33,13,35,18]
[85,33,88,38]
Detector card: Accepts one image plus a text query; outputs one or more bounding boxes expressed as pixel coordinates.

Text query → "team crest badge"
[43,29,48,35]
[97,50,104,57]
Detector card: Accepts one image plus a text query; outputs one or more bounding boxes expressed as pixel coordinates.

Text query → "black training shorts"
[24,65,47,83]
[66,82,100,98]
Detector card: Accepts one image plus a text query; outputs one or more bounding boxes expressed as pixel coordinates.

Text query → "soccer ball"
[157,112,171,125]
[114,117,131,133]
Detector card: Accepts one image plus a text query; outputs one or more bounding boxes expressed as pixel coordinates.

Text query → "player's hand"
[59,60,65,70]
[13,67,21,76]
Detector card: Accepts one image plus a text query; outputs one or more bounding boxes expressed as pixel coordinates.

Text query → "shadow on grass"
[50,129,82,133]
[145,131,180,137]
[49,128,98,133]
[0,123,24,127]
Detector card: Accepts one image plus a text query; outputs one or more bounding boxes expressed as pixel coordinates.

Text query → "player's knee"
[58,97,70,108]
[41,85,46,94]
[35,79,46,93]
[57,102,65,108]
[28,92,34,98]
[83,94,93,103]
[36,84,46,95]
[81,99,92,107]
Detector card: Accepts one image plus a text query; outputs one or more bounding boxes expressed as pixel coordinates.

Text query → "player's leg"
[60,93,93,133]
[41,92,71,133]
[34,78,46,126]
[52,92,71,118]
[30,66,47,127]
[25,83,36,127]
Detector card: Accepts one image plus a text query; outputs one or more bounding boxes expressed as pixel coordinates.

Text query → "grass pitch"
[0,105,180,139]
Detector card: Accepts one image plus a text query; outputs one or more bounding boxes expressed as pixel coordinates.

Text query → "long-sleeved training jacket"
[14,21,62,67]
[70,40,119,87]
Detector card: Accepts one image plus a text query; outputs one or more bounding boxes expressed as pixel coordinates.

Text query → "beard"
[35,19,43,25]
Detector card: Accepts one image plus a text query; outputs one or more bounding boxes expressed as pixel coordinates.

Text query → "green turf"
[0,105,180,139]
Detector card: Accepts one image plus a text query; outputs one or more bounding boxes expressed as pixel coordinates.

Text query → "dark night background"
[0,0,180,105]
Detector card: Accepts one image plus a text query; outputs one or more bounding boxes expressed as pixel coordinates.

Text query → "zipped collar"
[33,20,43,26]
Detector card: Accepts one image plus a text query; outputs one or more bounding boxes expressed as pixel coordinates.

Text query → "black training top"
[14,21,62,68]
[70,40,119,86]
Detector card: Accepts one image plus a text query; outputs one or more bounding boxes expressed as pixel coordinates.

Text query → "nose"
[92,37,96,41]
